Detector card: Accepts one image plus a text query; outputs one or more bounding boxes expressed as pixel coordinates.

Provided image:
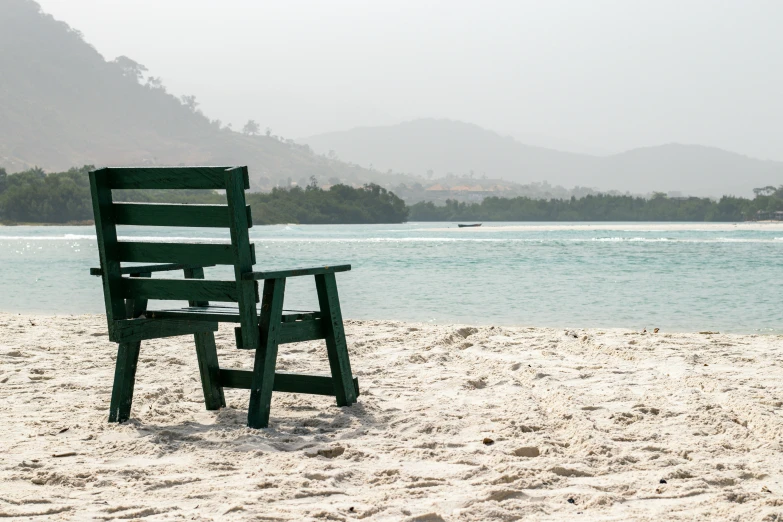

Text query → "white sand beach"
[1,313,782,521]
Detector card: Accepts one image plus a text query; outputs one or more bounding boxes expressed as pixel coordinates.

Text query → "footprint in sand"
[513,446,540,458]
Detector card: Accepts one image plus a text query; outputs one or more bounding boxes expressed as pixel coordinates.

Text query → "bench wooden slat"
[225,167,260,351]
[281,312,321,323]
[121,278,249,303]
[233,319,326,347]
[218,370,359,397]
[242,264,351,280]
[147,307,242,322]
[117,242,256,265]
[90,263,214,276]
[113,203,253,228]
[110,318,219,343]
[280,318,325,343]
[97,166,249,190]
[146,307,320,324]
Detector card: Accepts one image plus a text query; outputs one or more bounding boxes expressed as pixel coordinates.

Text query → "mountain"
[6,1,779,198]
[300,119,783,197]
[0,0,397,190]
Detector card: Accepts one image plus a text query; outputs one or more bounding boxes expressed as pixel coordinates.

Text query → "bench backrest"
[89,166,260,349]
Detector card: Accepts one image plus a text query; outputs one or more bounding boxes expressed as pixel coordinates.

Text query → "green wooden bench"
[88,166,358,428]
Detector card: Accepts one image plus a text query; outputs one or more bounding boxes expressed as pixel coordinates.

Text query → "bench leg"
[109,276,150,423]
[194,332,226,410]
[248,277,286,428]
[109,341,141,423]
[315,273,357,407]
[184,267,226,411]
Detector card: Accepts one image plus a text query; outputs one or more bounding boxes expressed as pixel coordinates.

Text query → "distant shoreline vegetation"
[1,166,782,224]
[0,166,408,225]
[407,192,776,222]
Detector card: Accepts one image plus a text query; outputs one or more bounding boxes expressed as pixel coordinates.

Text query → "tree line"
[408,192,781,222]
[0,166,408,224]
[1,165,782,224]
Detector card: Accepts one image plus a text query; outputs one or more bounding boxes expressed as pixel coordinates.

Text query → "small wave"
[248,237,565,243]
[0,235,231,242]
[592,237,670,242]
[116,236,231,243]
[4,235,783,245]
[0,235,96,240]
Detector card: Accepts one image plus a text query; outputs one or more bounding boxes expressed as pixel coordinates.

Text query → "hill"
[0,0,404,190]
[300,119,783,197]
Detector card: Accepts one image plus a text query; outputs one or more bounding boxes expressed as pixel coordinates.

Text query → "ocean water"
[2,222,783,333]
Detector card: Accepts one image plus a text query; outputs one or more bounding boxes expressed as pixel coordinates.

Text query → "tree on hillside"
[754,186,777,197]
[112,56,148,83]
[242,120,260,136]
[145,76,165,91]
[180,95,199,113]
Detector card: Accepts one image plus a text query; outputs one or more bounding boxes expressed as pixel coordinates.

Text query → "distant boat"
[457,223,482,228]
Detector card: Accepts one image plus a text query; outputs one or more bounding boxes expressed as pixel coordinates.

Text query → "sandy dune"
[1,313,782,521]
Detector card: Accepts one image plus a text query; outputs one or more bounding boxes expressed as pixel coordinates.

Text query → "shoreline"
[2,312,779,336]
[4,220,783,229]
[1,313,781,520]
[424,221,783,232]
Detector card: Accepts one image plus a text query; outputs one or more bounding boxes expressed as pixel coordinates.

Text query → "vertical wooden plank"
[183,267,209,307]
[109,272,150,423]
[315,273,357,406]
[184,267,225,410]
[224,166,260,350]
[248,278,286,428]
[89,168,127,332]
[124,272,150,318]
[108,341,142,423]
[192,332,225,410]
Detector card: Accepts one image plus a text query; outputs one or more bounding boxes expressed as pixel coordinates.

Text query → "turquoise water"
[1,222,782,333]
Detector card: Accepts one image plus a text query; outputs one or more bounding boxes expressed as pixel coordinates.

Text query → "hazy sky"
[36,0,783,160]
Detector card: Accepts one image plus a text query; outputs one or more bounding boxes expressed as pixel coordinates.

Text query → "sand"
[1,314,782,521]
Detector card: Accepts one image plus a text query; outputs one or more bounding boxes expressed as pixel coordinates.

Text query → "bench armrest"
[242,264,351,281]
[90,263,216,277]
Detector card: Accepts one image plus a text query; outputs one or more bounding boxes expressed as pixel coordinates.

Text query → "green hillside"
[0,0,409,190]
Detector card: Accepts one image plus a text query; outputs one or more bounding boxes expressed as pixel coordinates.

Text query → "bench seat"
[146,306,327,346]
[146,306,321,323]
